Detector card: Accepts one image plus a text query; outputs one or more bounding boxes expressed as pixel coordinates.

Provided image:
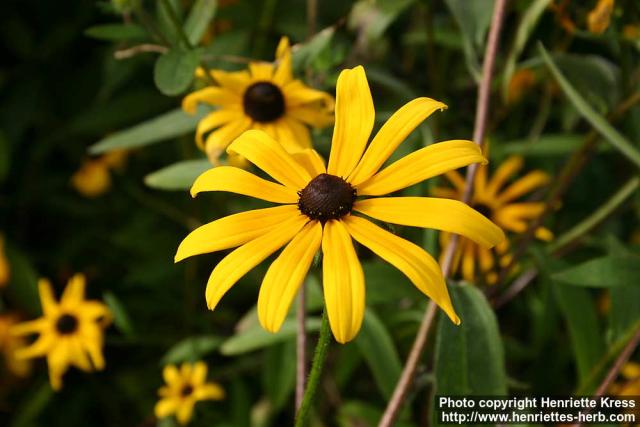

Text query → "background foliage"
[1,0,639,426]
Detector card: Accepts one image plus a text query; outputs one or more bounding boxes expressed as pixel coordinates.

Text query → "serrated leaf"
[220,317,321,355]
[552,254,640,288]
[354,308,402,399]
[184,0,217,45]
[145,158,211,191]
[161,335,223,365]
[89,106,207,154]
[538,43,640,169]
[434,284,507,397]
[154,49,200,96]
[84,24,147,41]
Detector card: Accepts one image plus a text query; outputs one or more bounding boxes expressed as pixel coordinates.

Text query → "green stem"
[549,176,640,253]
[294,309,331,427]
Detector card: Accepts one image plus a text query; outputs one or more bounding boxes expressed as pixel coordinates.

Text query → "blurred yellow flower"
[506,68,537,105]
[175,66,504,343]
[71,150,128,198]
[155,362,224,425]
[0,235,9,287]
[587,0,615,34]
[434,155,552,285]
[11,274,111,390]
[610,362,640,396]
[182,37,334,163]
[0,314,31,378]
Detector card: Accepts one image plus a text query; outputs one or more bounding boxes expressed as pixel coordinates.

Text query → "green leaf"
[434,283,507,396]
[103,291,135,337]
[610,287,640,341]
[84,24,148,41]
[153,48,200,96]
[555,53,619,110]
[145,158,211,191]
[552,254,640,288]
[349,0,416,41]
[89,107,207,154]
[354,308,402,399]
[10,381,53,427]
[161,335,223,365]
[538,43,640,169]
[184,0,217,45]
[262,339,296,411]
[292,26,335,72]
[4,244,40,316]
[220,317,321,355]
[501,0,552,101]
[338,400,414,427]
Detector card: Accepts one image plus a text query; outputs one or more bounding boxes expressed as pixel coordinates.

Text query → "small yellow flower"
[0,235,9,287]
[587,0,615,34]
[506,68,537,105]
[71,150,128,198]
[610,362,640,396]
[434,155,553,285]
[155,362,224,425]
[182,37,334,163]
[175,66,505,343]
[11,274,111,390]
[0,314,31,377]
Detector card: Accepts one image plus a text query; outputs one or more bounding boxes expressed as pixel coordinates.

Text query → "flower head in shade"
[182,37,334,163]
[11,274,111,390]
[155,362,224,425]
[175,66,504,343]
[434,155,552,285]
[0,314,31,377]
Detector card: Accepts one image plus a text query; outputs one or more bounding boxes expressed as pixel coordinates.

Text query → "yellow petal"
[343,215,459,324]
[291,149,326,177]
[462,241,475,283]
[444,170,466,193]
[182,87,238,114]
[535,227,554,241]
[15,335,54,359]
[273,36,292,85]
[204,116,251,155]
[211,69,252,94]
[321,220,365,344]
[327,66,374,178]
[194,383,225,400]
[485,156,523,196]
[190,166,299,203]
[155,398,179,418]
[283,80,335,109]
[249,62,274,81]
[84,336,106,370]
[47,342,70,391]
[478,246,494,273]
[226,130,311,189]
[176,400,195,425]
[354,197,505,248]
[258,221,322,332]
[497,171,550,203]
[205,214,307,311]
[163,365,180,385]
[195,109,242,149]
[287,104,335,128]
[276,117,312,151]
[348,97,447,185]
[191,361,207,385]
[356,140,485,196]
[61,273,86,308]
[68,337,92,372]
[11,318,48,336]
[175,205,300,262]
[38,278,59,316]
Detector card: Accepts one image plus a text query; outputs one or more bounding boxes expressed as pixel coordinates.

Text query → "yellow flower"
[506,68,537,105]
[71,150,128,198]
[587,0,615,34]
[11,274,111,390]
[610,362,640,396]
[434,155,553,285]
[155,362,224,425]
[182,37,334,163]
[175,66,505,343]
[0,235,9,287]
[0,314,31,377]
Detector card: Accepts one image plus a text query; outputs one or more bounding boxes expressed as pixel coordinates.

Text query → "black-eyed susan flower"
[182,37,334,163]
[175,66,505,343]
[0,314,31,377]
[587,0,615,34]
[71,150,128,198]
[11,274,111,390]
[155,362,224,425]
[434,155,553,285]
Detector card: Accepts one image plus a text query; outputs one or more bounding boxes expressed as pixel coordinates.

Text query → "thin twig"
[378,1,508,426]
[114,44,168,59]
[570,327,640,427]
[493,268,538,308]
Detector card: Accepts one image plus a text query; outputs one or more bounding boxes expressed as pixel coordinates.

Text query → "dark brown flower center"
[56,313,78,335]
[181,384,194,397]
[243,82,285,122]
[474,203,493,218]
[298,174,356,222]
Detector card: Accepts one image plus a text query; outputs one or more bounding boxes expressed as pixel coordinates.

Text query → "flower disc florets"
[242,82,285,122]
[298,173,356,222]
[55,313,79,335]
